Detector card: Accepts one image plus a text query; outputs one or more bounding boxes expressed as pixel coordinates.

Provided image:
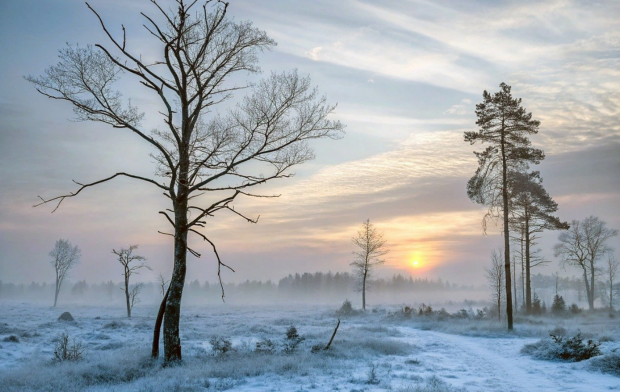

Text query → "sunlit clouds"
[0,0,618,285]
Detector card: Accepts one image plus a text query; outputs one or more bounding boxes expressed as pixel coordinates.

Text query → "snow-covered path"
[395,326,620,391]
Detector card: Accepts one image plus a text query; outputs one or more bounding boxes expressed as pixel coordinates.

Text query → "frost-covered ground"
[0,300,618,391]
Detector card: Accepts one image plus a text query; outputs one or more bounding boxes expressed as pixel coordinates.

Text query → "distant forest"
[0,271,589,306]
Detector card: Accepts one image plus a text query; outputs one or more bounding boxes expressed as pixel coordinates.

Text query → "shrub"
[521,332,601,362]
[336,299,357,316]
[209,336,233,355]
[53,332,84,362]
[418,303,433,316]
[2,335,19,343]
[284,325,304,353]
[569,303,582,314]
[255,338,275,354]
[532,293,542,315]
[551,295,566,314]
[365,363,379,385]
[589,353,620,376]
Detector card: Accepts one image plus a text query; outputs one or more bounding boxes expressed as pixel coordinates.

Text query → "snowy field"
[0,300,619,392]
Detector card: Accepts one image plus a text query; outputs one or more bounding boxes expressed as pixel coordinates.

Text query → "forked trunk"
[151,287,169,359]
[163,224,188,362]
[583,269,593,311]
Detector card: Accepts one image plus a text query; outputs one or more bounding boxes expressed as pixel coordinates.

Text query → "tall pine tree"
[465,83,544,330]
[509,171,568,313]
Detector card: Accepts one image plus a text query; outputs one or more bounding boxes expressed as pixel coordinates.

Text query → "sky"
[0,0,619,287]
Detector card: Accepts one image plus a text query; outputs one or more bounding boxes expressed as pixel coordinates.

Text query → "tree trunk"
[525,218,531,314]
[54,271,59,307]
[513,256,517,312]
[583,269,593,311]
[125,273,131,318]
[152,287,169,359]
[163,221,188,363]
[521,237,525,313]
[589,258,596,311]
[500,131,513,330]
[362,271,367,311]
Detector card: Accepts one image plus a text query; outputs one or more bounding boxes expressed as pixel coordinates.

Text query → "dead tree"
[485,249,505,321]
[128,283,144,314]
[351,219,388,311]
[555,216,618,310]
[49,239,81,307]
[603,255,619,312]
[157,273,170,298]
[113,245,150,318]
[27,0,343,363]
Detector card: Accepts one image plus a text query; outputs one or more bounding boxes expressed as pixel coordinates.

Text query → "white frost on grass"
[0,300,618,391]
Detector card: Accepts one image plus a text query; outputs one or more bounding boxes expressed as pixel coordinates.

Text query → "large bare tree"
[49,239,81,307]
[555,216,618,310]
[113,245,151,318]
[28,0,343,363]
[465,83,544,330]
[351,219,388,311]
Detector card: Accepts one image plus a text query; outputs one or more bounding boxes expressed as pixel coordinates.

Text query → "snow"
[0,299,618,391]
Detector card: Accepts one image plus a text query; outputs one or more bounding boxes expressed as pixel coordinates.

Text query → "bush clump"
[589,353,620,376]
[551,295,566,314]
[255,338,275,354]
[569,303,582,314]
[53,333,84,362]
[284,325,304,353]
[209,336,233,355]
[336,299,359,316]
[521,332,601,362]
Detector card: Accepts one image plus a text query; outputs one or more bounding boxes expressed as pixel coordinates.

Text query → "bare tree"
[157,273,170,298]
[601,255,619,312]
[351,219,388,311]
[49,239,81,307]
[485,249,505,321]
[128,283,145,313]
[555,216,618,310]
[113,245,150,318]
[509,171,568,313]
[465,83,544,330]
[27,0,343,363]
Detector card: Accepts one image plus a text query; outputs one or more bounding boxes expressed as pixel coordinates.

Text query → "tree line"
[0,271,476,302]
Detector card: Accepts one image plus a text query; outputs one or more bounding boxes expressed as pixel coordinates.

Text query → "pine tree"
[465,83,544,330]
[509,171,568,313]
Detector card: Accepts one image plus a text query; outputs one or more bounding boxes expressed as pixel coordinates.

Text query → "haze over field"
[0,0,619,288]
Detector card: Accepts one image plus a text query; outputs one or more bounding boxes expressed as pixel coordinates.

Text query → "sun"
[412,260,420,267]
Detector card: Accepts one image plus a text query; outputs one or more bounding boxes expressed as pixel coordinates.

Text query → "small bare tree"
[49,239,81,307]
[485,249,505,321]
[602,255,619,312]
[157,273,170,298]
[128,283,145,313]
[555,216,618,310]
[113,245,150,318]
[351,219,388,311]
